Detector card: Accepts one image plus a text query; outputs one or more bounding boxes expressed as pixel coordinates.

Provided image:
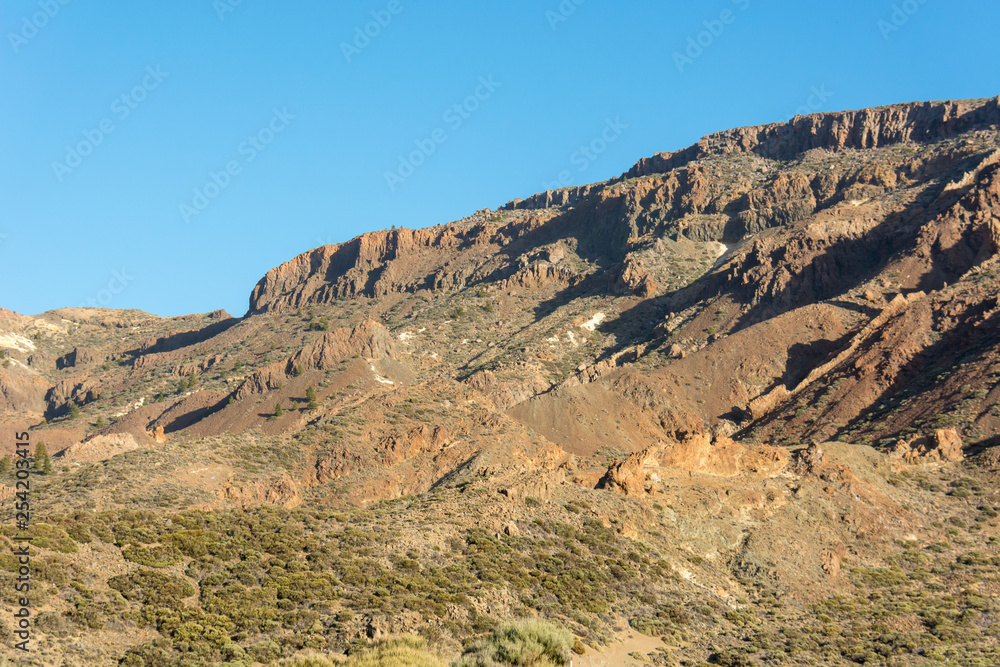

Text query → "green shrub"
[122,543,183,568]
[336,636,448,666]
[455,618,572,666]
[109,569,195,608]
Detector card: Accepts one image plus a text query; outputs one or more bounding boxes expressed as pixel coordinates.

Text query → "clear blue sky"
[2,0,998,317]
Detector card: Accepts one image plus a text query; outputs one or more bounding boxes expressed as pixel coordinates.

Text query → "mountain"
[2,97,1000,665]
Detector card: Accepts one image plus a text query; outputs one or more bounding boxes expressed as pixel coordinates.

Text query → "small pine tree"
[306,386,318,410]
[95,416,105,429]
[188,371,197,387]
[34,442,48,469]
[294,364,304,377]
[68,403,80,420]
[42,455,52,475]
[274,403,283,417]
[227,396,235,406]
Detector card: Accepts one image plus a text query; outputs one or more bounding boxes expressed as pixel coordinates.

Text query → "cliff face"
[248,97,1000,318]
[625,96,1000,177]
[248,226,505,314]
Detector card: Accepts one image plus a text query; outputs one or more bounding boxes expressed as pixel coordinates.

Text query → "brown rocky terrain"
[2,97,1000,665]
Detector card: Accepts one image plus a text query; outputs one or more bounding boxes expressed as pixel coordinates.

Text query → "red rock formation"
[218,473,303,508]
[233,320,394,400]
[0,371,50,413]
[614,257,658,297]
[889,429,964,464]
[597,435,789,496]
[248,227,501,313]
[625,97,1000,177]
[45,377,102,416]
[56,347,97,369]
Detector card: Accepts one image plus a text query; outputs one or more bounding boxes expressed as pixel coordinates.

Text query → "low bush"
[455,618,573,666]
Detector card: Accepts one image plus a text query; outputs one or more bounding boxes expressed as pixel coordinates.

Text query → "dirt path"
[573,631,667,666]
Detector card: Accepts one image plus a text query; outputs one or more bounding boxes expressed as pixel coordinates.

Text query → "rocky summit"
[3,97,1000,665]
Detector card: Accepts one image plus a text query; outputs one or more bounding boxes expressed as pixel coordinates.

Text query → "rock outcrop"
[889,429,964,464]
[218,473,303,508]
[614,257,658,297]
[0,370,50,413]
[233,320,395,400]
[625,97,1000,178]
[62,433,142,464]
[248,227,503,313]
[56,347,97,370]
[598,435,789,497]
[45,377,102,417]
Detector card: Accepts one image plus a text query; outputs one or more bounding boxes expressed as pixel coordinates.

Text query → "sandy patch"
[575,631,667,666]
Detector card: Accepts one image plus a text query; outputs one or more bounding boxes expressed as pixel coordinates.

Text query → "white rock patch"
[580,313,606,332]
[370,363,395,385]
[0,333,36,352]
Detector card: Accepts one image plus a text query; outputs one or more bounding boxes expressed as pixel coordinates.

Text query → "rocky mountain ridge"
[2,97,1000,665]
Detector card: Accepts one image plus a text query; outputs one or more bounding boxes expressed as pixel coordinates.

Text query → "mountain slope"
[2,97,1000,665]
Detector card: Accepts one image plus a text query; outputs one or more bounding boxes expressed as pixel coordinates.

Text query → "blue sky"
[2,0,998,317]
